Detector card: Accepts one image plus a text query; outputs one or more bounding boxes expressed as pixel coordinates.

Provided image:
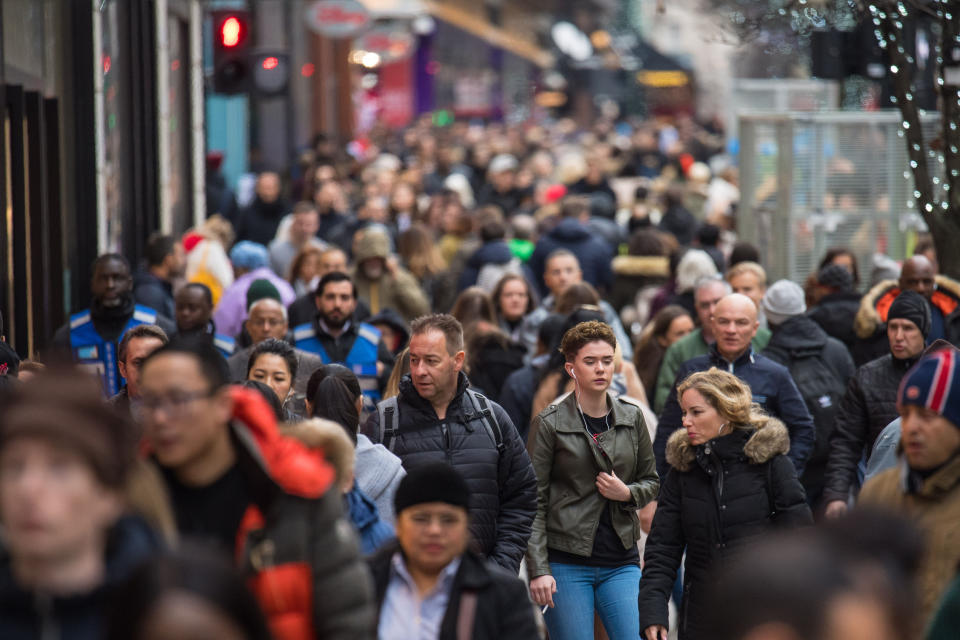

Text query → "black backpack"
[377,388,504,455]
[780,351,846,483]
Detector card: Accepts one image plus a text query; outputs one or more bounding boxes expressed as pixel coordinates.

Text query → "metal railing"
[737,110,941,286]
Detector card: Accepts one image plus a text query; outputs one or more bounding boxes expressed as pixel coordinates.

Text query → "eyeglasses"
[140,390,213,415]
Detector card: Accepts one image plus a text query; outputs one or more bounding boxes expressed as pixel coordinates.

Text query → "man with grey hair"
[227,297,324,412]
[653,276,772,412]
[362,313,537,574]
[520,249,632,362]
[655,293,815,478]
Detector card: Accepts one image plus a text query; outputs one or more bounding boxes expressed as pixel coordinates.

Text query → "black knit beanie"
[888,290,931,338]
[394,462,471,515]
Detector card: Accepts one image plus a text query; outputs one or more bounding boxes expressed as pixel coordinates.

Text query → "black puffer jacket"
[822,352,918,503]
[762,315,856,505]
[638,421,812,640]
[362,373,537,573]
[807,290,862,354]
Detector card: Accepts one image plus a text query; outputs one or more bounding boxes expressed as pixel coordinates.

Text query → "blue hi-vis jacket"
[213,333,236,359]
[293,321,381,407]
[69,305,157,396]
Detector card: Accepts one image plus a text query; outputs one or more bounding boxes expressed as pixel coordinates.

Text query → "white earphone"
[717,422,726,437]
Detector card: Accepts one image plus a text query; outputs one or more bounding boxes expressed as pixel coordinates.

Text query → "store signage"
[305,0,371,38]
[354,26,414,64]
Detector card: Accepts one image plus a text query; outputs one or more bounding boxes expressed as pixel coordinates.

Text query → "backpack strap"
[466,389,503,453]
[378,396,400,453]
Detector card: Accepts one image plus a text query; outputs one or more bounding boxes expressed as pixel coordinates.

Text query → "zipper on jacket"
[442,422,452,464]
[35,592,59,640]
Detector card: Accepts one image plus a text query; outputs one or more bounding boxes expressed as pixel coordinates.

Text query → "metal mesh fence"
[726,80,841,141]
[738,110,942,288]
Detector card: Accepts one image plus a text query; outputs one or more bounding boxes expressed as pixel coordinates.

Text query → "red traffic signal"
[221,16,243,47]
[211,10,251,94]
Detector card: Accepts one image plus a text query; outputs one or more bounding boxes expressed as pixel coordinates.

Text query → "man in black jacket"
[807,263,862,355]
[823,290,930,518]
[369,463,538,640]
[133,233,184,320]
[761,280,856,510]
[655,294,816,479]
[362,314,537,574]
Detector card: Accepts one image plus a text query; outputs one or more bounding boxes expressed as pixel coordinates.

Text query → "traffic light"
[252,52,290,96]
[212,10,251,94]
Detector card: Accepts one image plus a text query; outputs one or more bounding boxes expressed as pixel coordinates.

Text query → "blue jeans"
[544,562,641,640]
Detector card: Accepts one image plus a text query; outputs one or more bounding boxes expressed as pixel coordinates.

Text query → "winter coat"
[132,268,175,319]
[355,434,405,526]
[609,254,670,321]
[853,275,960,364]
[808,290,862,354]
[458,240,535,292]
[821,352,918,503]
[658,205,699,246]
[528,218,614,296]
[526,392,659,578]
[859,455,960,626]
[350,267,430,325]
[638,422,812,639]
[762,315,856,504]
[234,196,290,246]
[345,486,394,555]
[0,516,162,640]
[152,387,376,640]
[212,267,297,339]
[498,361,541,446]
[368,542,539,640]
[653,328,771,413]
[465,332,527,405]
[361,373,537,574]
[654,345,814,479]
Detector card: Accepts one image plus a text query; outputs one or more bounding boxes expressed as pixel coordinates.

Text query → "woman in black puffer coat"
[639,369,812,640]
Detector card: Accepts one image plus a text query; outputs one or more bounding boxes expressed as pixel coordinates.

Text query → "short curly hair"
[559,320,616,362]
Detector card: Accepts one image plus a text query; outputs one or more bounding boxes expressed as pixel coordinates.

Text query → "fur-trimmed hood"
[611,254,670,278]
[665,418,791,472]
[854,275,960,339]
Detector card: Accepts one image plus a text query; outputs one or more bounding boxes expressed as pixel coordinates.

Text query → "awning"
[424,1,554,68]
[357,0,426,18]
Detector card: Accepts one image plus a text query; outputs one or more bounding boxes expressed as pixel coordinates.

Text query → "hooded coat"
[852,275,960,364]
[151,387,376,640]
[528,218,615,296]
[807,289,862,353]
[355,434,405,526]
[638,421,812,639]
[762,315,856,504]
[351,230,430,324]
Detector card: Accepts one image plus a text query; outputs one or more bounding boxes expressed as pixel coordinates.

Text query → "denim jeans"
[544,562,642,640]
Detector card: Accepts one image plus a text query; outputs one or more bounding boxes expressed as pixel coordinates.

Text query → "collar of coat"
[550,391,642,434]
[665,418,790,472]
[854,275,960,339]
[900,452,960,499]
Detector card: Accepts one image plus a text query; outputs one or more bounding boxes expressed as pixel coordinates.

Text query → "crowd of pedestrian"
[1,115,959,639]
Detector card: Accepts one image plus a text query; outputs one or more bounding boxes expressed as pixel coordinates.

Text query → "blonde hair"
[384,347,410,399]
[676,368,770,431]
[725,261,767,287]
[281,418,355,492]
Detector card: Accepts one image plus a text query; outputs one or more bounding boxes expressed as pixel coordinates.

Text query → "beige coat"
[859,454,960,626]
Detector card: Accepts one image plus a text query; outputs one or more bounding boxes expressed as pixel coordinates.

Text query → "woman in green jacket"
[527,320,660,640]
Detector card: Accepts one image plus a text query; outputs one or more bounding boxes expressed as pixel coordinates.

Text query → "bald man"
[853,255,960,364]
[653,294,815,478]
